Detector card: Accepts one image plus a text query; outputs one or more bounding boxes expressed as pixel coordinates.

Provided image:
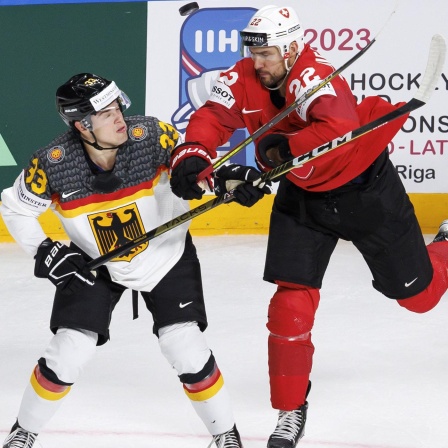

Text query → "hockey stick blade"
[195,3,400,183]
[415,34,446,103]
[87,34,445,271]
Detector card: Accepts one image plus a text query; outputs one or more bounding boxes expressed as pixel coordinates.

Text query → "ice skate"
[208,424,243,448]
[267,402,308,448]
[3,421,37,448]
[433,220,448,243]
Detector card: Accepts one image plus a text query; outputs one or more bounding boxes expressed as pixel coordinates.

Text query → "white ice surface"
[1,235,447,448]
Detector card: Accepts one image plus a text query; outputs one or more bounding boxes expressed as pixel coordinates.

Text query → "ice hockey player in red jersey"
[1,73,243,448]
[169,5,448,448]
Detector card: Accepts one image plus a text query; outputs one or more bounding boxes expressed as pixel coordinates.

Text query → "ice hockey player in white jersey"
[0,73,243,448]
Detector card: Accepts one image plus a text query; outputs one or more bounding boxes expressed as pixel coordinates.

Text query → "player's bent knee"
[40,327,98,384]
[158,321,211,376]
[267,283,320,337]
[397,244,448,313]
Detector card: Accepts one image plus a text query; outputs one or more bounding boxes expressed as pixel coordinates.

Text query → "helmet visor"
[89,81,131,112]
[81,92,131,132]
[240,31,268,57]
[116,90,132,112]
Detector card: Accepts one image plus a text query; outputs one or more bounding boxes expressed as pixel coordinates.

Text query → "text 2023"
[305,28,371,51]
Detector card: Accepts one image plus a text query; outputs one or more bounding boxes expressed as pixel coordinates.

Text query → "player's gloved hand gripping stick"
[35,238,96,294]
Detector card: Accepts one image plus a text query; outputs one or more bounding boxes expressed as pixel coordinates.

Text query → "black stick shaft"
[88,98,421,271]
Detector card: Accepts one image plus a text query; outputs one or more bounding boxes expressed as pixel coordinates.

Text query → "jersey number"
[159,122,179,151]
[25,158,48,195]
[289,68,322,98]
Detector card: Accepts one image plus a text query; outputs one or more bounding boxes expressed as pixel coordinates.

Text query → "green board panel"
[0,2,147,191]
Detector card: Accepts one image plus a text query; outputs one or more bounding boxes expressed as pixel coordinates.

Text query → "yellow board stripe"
[184,374,224,402]
[30,372,71,401]
[2,193,446,242]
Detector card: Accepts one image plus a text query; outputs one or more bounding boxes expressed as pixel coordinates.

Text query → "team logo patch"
[88,203,148,263]
[47,146,65,163]
[279,8,290,18]
[129,124,148,141]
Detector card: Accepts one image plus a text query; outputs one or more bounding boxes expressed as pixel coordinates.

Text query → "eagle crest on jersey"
[88,203,147,262]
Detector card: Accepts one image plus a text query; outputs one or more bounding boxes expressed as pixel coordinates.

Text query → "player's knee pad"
[397,243,448,313]
[268,284,316,409]
[158,321,211,377]
[40,327,98,384]
[267,281,320,338]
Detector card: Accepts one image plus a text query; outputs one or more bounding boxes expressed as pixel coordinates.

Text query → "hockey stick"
[87,33,444,271]
[256,34,446,188]
[195,2,400,183]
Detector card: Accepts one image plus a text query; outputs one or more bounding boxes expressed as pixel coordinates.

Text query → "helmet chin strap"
[80,131,121,151]
[265,52,300,92]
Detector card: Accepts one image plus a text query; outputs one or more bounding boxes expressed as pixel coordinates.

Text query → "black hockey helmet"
[56,73,131,127]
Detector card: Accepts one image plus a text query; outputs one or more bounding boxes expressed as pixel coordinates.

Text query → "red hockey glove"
[170,142,213,200]
[34,238,96,295]
[257,134,292,168]
[214,164,272,207]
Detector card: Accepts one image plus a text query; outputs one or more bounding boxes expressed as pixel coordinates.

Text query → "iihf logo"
[172,7,256,165]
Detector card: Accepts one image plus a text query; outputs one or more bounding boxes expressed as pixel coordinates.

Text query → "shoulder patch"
[128,124,149,141]
[295,82,336,121]
[47,145,65,163]
[209,81,236,109]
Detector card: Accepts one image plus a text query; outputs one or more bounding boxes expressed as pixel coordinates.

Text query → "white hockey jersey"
[0,116,190,292]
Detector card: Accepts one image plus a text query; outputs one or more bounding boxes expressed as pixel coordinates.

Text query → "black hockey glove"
[258,134,293,168]
[214,164,272,207]
[34,238,96,295]
[170,142,213,200]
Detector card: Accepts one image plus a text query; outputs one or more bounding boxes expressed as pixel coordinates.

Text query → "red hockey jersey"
[185,44,407,191]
